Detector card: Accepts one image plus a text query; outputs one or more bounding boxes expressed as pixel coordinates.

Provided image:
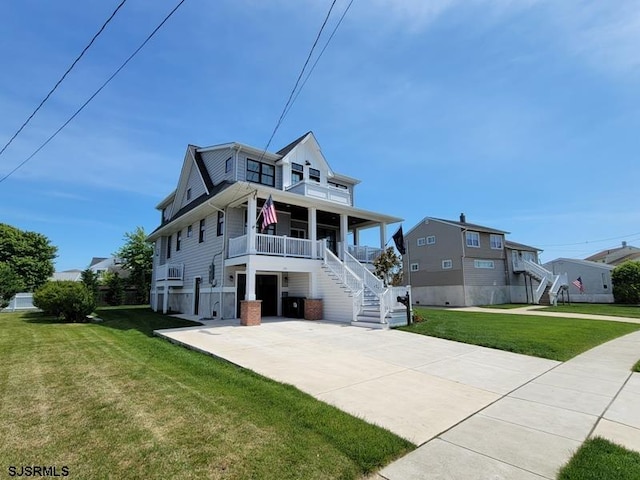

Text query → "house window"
[217,211,224,237]
[442,259,452,269]
[427,235,436,245]
[328,181,348,190]
[187,225,193,238]
[417,237,426,246]
[309,168,320,183]
[167,235,172,259]
[410,263,419,272]
[225,157,232,173]
[186,188,191,201]
[199,219,206,243]
[291,163,303,184]
[176,231,182,251]
[474,260,495,269]
[490,234,503,250]
[247,159,275,187]
[466,231,480,248]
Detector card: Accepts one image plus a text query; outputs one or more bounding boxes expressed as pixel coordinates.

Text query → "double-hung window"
[247,159,275,187]
[417,237,426,246]
[199,219,206,243]
[167,235,172,259]
[309,168,320,183]
[291,163,303,184]
[426,235,436,245]
[490,234,503,250]
[466,231,480,248]
[216,211,224,236]
[176,231,182,251]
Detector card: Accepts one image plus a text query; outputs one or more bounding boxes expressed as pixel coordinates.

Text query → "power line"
[283,0,355,120]
[0,0,187,185]
[260,0,339,158]
[0,0,129,159]
[536,231,640,247]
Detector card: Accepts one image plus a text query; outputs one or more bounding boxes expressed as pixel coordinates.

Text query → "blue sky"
[1,0,639,271]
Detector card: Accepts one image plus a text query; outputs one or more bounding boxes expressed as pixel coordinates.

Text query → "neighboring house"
[50,269,83,282]
[88,256,128,279]
[404,214,567,306]
[543,258,615,303]
[147,132,407,327]
[585,241,640,266]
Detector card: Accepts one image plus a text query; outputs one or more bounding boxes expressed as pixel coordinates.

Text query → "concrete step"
[351,320,388,329]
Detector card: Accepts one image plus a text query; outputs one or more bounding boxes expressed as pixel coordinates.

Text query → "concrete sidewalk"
[155,318,558,445]
[380,330,640,479]
[454,305,640,324]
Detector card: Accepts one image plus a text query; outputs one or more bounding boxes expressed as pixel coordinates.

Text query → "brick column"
[240,300,262,326]
[304,299,323,321]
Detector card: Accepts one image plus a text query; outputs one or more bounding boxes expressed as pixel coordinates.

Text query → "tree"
[81,268,100,302]
[116,227,153,304]
[373,247,403,287]
[0,223,57,291]
[0,263,24,309]
[612,261,640,304]
[33,281,96,322]
[104,271,124,306]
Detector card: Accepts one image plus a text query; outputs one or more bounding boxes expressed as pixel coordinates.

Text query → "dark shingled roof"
[431,217,508,235]
[276,131,312,157]
[192,148,214,193]
[505,240,540,252]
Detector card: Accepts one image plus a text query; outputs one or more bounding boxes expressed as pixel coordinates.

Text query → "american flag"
[260,195,277,232]
[572,277,584,293]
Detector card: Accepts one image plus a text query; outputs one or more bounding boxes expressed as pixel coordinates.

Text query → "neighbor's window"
[490,234,503,250]
[199,219,206,243]
[176,230,182,251]
[225,157,233,173]
[291,162,303,184]
[216,211,224,237]
[466,231,480,248]
[247,159,275,187]
[442,259,452,269]
[309,168,320,183]
[426,235,436,245]
[417,237,426,246]
[410,263,419,272]
[474,259,495,269]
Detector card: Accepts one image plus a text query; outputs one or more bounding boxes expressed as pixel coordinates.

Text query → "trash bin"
[282,296,305,318]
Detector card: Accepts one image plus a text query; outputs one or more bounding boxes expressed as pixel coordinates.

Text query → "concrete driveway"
[155,318,558,445]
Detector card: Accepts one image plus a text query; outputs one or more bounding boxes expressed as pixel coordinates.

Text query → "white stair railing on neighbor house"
[324,248,364,319]
[522,259,568,304]
[549,272,569,306]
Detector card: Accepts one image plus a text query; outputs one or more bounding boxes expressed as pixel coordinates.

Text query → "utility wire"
[283,0,355,120]
[0,0,129,159]
[259,0,339,160]
[0,0,187,185]
[536,231,640,247]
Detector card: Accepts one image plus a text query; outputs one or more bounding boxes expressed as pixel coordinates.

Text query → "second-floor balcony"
[228,234,325,260]
[155,263,184,286]
[285,180,351,206]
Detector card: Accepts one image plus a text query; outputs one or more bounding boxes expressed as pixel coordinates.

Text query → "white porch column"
[340,213,348,259]
[353,227,360,246]
[309,272,318,298]
[380,222,387,249]
[248,194,257,254]
[246,260,257,301]
[162,281,169,314]
[308,207,317,243]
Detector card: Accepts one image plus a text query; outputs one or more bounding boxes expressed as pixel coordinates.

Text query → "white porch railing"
[155,263,184,282]
[286,180,351,205]
[228,234,324,259]
[344,251,384,296]
[347,245,384,264]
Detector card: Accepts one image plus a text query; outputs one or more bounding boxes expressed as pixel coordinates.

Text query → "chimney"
[460,212,466,223]
[622,241,627,248]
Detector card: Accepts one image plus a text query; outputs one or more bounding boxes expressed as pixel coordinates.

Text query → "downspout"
[460,228,467,306]
[207,200,227,319]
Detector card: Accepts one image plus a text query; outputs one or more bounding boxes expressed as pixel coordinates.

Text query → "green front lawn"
[401,308,640,361]
[533,304,640,319]
[634,360,640,372]
[558,437,640,480]
[478,304,529,309]
[0,308,413,479]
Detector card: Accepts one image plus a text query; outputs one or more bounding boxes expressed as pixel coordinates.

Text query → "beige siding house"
[404,215,566,306]
[147,132,408,328]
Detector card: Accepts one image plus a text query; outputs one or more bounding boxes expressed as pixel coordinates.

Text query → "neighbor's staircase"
[321,248,409,328]
[519,259,568,305]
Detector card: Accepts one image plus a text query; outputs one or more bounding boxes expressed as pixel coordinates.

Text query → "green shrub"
[104,271,124,306]
[0,262,24,309]
[612,261,640,304]
[33,281,96,322]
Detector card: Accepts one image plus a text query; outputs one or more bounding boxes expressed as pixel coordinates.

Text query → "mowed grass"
[0,308,413,479]
[400,308,640,361]
[558,437,640,480]
[533,303,640,319]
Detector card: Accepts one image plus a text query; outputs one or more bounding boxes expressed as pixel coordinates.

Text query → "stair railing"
[324,248,364,319]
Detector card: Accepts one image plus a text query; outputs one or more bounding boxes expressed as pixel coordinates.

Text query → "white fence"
[2,293,37,312]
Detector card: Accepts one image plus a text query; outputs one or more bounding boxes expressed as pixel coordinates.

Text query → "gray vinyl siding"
[238,153,282,190]
[464,231,505,260]
[274,212,291,236]
[226,207,245,240]
[178,163,207,209]
[201,148,234,184]
[463,258,507,286]
[286,272,309,297]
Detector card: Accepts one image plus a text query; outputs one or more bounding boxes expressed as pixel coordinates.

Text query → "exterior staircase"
[518,259,568,305]
[321,248,410,328]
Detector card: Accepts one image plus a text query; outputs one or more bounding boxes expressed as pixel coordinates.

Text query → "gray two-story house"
[404,215,566,306]
[147,132,407,327]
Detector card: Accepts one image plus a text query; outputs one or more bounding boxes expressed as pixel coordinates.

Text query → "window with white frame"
[225,157,232,173]
[490,234,503,249]
[417,237,426,246]
[474,259,495,269]
[309,168,320,183]
[426,235,436,245]
[466,231,480,248]
[442,259,452,269]
[410,263,419,272]
[291,162,303,184]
